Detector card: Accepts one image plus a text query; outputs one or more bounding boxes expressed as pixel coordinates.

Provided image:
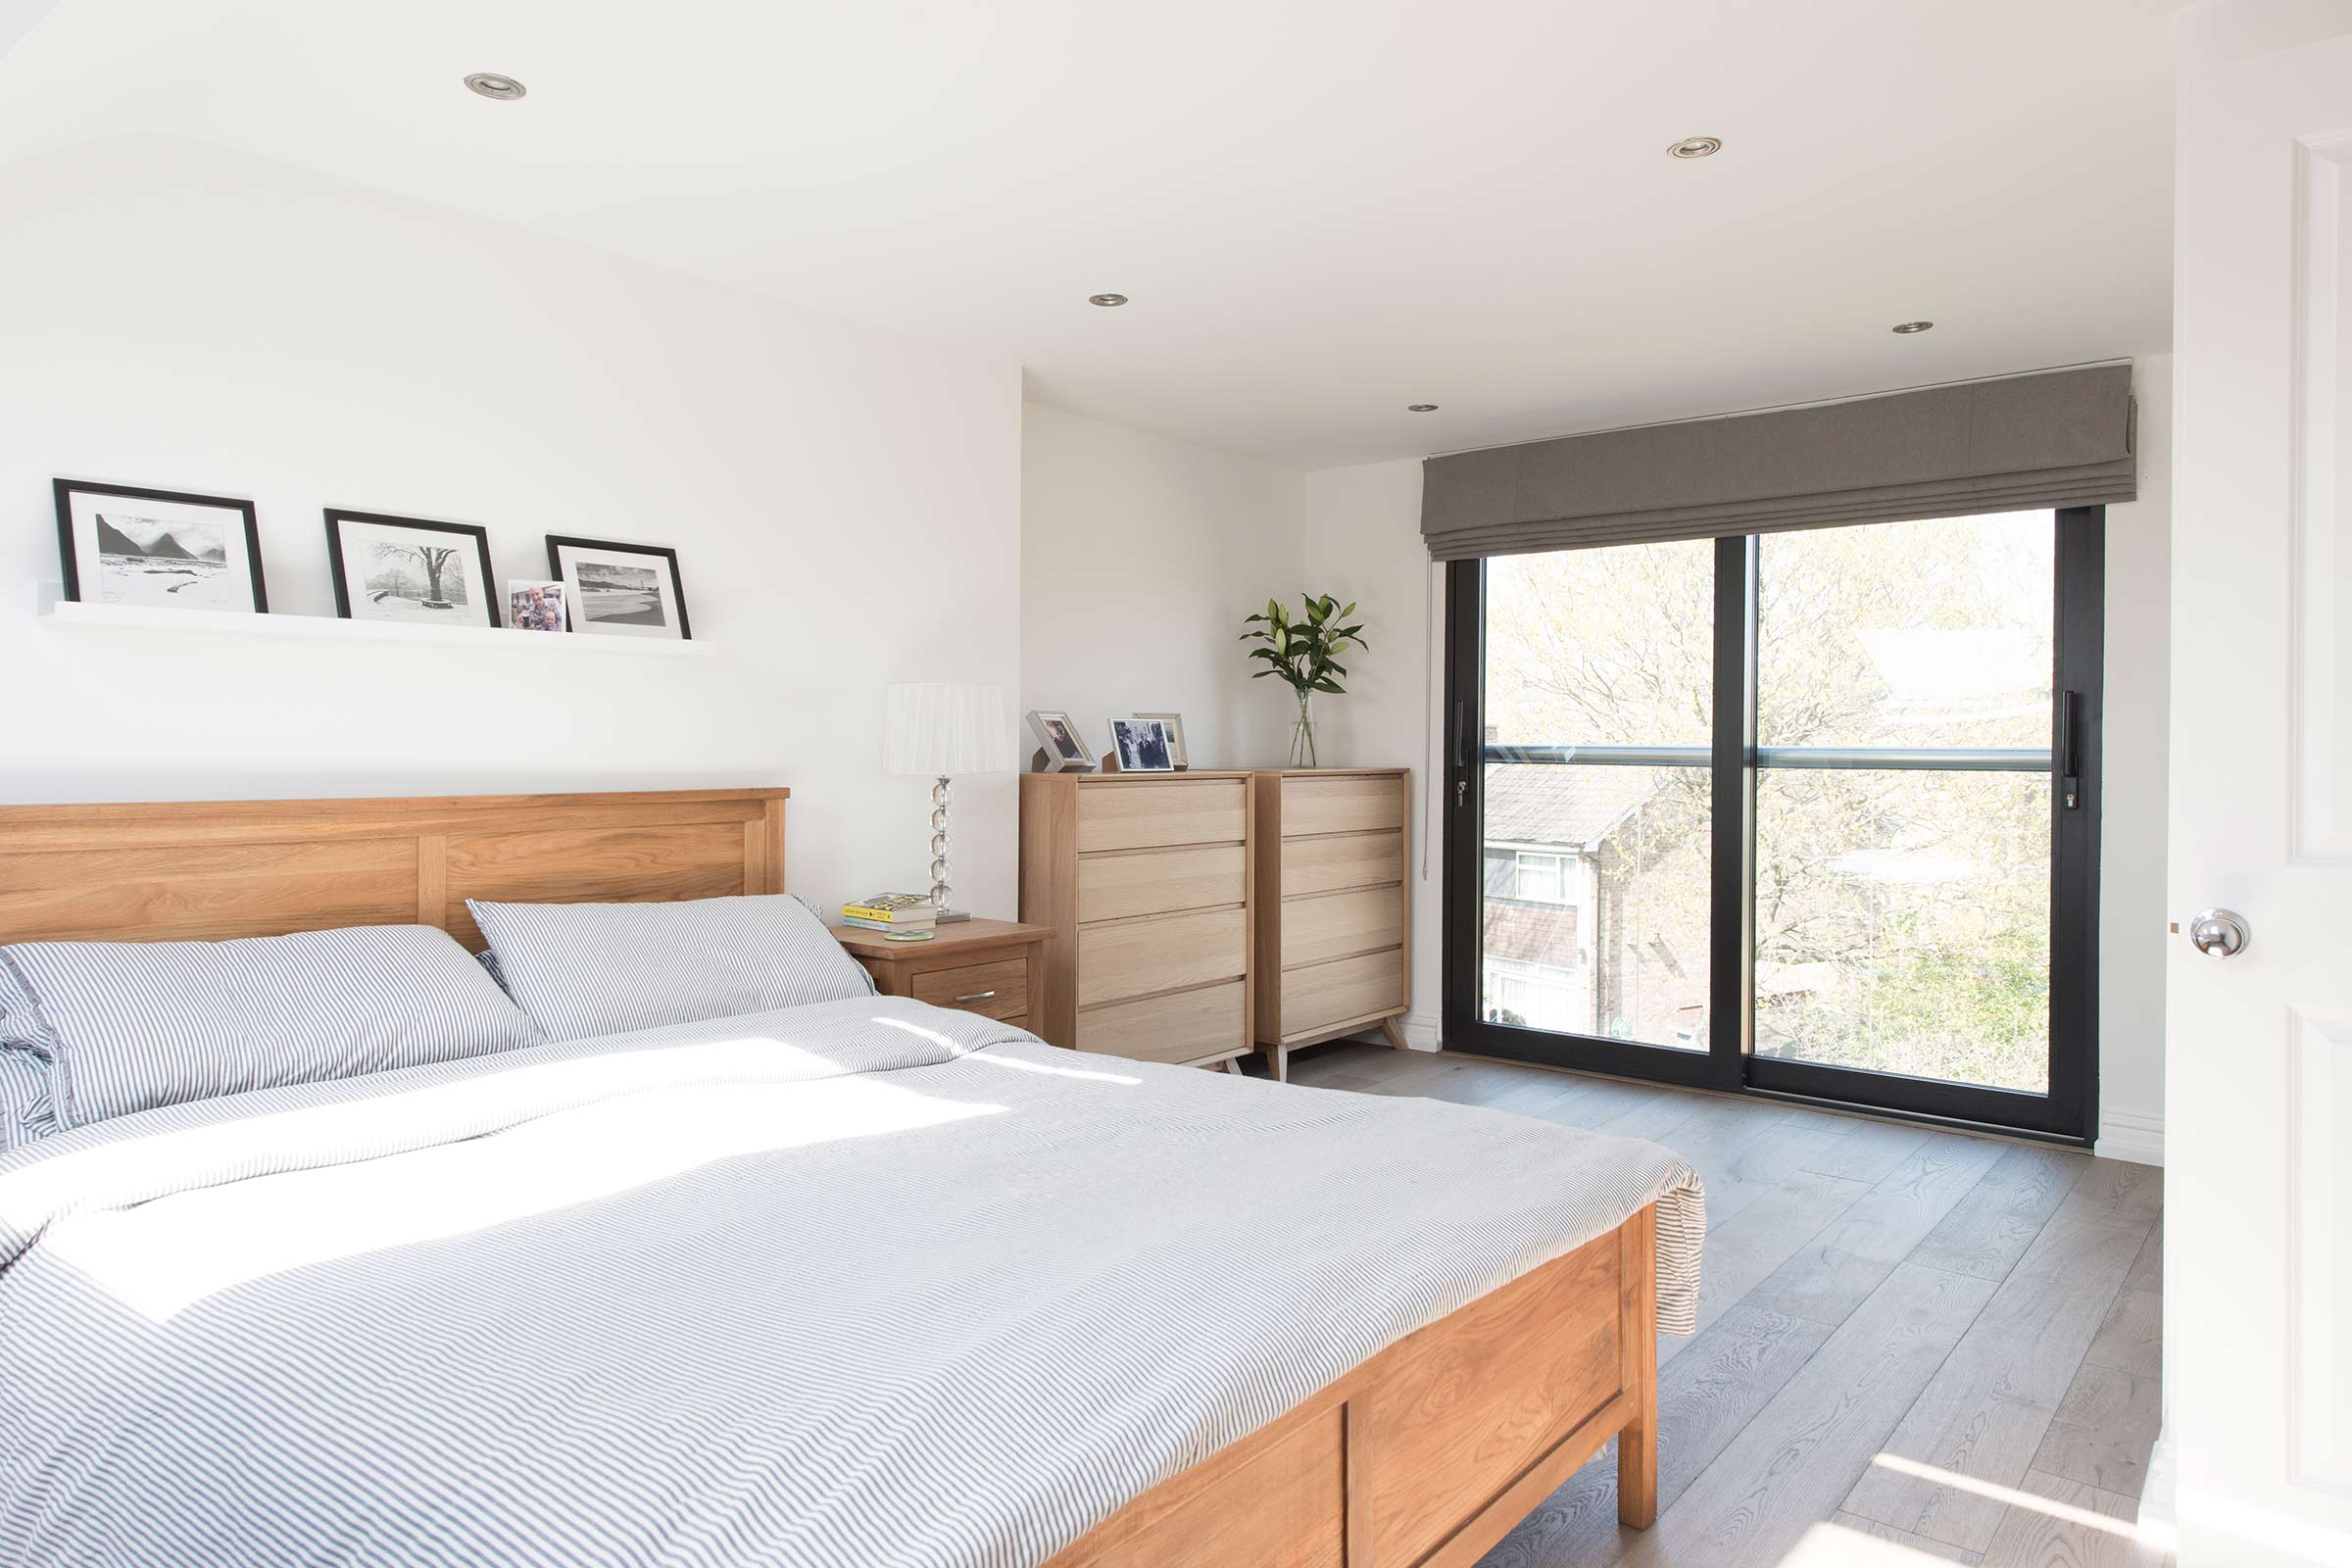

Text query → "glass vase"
[1287,689,1317,767]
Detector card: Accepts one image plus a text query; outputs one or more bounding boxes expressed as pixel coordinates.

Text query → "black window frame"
[1441,510,2103,1144]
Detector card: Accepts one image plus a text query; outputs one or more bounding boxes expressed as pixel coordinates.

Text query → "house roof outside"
[1483,762,1655,851]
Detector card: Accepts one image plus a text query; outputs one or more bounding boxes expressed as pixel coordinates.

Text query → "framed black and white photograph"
[54,479,267,612]
[1109,717,1176,772]
[1026,709,1097,772]
[1132,711,1189,769]
[546,535,690,640]
[326,510,498,627]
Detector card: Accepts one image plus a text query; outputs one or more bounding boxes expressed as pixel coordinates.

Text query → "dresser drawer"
[1077,906,1248,1007]
[1077,780,1248,853]
[1281,886,1404,970]
[1282,774,1404,838]
[1078,843,1248,922]
[912,958,1029,1021]
[1077,980,1247,1064]
[1279,829,1403,897]
[1285,949,1405,1039]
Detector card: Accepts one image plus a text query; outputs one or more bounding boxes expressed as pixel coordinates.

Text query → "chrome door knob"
[2188,907,2249,958]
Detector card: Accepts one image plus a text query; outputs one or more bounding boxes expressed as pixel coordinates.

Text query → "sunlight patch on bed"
[42,1074,1003,1323]
[959,1051,1141,1086]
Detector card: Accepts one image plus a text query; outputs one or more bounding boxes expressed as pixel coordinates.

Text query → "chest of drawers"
[1251,768,1412,1080]
[1018,771,1254,1070]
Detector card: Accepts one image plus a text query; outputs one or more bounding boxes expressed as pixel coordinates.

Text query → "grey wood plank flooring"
[1278,1044,2172,1568]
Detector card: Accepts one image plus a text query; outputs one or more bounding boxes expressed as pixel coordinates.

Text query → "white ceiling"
[0,0,2178,468]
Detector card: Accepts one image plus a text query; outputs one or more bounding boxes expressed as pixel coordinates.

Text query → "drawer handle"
[955,990,999,1004]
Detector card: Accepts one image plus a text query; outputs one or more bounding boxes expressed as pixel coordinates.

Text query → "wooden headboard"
[0,788,788,952]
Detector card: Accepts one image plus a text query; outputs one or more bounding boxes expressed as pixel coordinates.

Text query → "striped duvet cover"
[0,997,1703,1568]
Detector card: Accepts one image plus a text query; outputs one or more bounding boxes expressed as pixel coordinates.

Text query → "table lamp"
[883,682,1012,922]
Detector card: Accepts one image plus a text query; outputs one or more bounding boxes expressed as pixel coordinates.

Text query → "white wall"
[1299,461,1446,1048]
[1021,404,1303,769]
[2096,354,2171,1163]
[1301,365,2175,1160]
[0,134,1023,917]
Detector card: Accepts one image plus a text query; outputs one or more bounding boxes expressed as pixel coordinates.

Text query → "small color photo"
[508,579,568,632]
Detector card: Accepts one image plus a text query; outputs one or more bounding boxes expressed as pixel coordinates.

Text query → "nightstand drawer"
[913,958,1029,1020]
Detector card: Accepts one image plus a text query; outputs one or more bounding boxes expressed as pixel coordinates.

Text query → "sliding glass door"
[1443,509,2100,1140]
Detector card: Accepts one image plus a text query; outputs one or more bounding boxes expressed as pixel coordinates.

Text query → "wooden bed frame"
[0,786,1659,1568]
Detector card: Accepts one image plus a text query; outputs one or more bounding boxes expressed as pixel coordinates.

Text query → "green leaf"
[1312,677,1345,694]
[1341,602,1356,619]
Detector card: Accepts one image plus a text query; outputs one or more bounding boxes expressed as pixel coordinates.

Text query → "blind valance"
[1419,363,2136,561]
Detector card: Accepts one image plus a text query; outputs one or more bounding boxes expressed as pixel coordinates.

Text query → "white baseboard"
[2096,1106,2165,1166]
[1400,1011,1440,1051]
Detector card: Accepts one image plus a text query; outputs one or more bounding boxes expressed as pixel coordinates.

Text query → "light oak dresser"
[1017,771,1254,1071]
[1251,767,1411,1080]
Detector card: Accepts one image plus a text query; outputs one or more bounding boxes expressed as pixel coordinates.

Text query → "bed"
[0,787,1703,1568]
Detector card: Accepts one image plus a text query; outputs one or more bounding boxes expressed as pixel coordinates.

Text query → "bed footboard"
[1047,1202,1659,1568]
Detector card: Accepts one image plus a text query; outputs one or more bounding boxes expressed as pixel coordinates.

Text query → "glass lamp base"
[934,909,975,923]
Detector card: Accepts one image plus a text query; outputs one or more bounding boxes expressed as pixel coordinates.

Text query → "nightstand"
[833,917,1053,1032]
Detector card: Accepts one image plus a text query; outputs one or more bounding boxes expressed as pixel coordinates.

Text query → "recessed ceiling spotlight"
[1088,293,1129,307]
[1891,319,1935,334]
[1667,136,1722,160]
[1407,404,1440,413]
[464,73,527,101]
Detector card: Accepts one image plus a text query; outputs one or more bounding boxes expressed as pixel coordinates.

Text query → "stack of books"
[841,894,938,936]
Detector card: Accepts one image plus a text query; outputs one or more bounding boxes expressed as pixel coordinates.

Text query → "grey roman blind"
[1419,363,2136,561]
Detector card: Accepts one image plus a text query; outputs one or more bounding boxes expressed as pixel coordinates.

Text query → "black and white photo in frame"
[546,535,690,640]
[325,510,498,627]
[1131,711,1188,768]
[1108,717,1176,772]
[54,479,267,612]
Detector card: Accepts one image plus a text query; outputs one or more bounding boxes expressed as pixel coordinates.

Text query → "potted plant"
[1241,593,1367,767]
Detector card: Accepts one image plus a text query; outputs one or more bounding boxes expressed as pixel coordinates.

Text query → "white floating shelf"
[32,586,710,658]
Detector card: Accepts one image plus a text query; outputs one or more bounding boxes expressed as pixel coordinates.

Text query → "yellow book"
[843,895,935,923]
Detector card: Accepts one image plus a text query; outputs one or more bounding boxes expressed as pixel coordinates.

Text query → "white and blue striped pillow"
[468,894,875,1042]
[5,925,546,1130]
[0,956,61,1151]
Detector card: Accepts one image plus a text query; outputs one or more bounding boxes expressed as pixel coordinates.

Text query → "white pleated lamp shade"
[883,682,1014,776]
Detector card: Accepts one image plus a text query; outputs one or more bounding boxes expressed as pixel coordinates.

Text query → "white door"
[2172,5,2352,1563]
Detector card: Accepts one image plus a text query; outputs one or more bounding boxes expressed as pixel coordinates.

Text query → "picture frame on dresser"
[1106,717,1176,773]
[546,535,690,640]
[54,479,268,612]
[1131,711,1188,768]
[1025,710,1097,773]
[325,510,499,627]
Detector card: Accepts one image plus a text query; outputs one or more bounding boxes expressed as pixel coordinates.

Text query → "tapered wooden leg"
[1617,1205,1659,1529]
[1377,1015,1410,1051]
[1221,1056,1246,1076]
